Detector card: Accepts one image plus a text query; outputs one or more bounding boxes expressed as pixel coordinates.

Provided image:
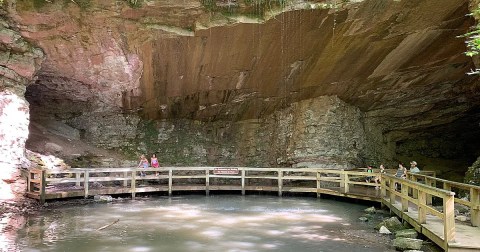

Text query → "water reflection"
[13,195,394,252]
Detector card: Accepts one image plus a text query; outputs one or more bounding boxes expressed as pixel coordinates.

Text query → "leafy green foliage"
[462,12,480,57]
[124,0,142,8]
[459,3,480,74]
[465,156,480,185]
[200,0,291,19]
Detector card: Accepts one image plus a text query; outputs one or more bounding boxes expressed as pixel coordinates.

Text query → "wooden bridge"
[25,167,480,252]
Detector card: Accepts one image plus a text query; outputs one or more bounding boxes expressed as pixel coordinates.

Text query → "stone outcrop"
[375,217,404,232]
[393,237,423,251]
[0,6,44,199]
[0,0,478,171]
[465,156,480,185]
[395,229,419,239]
[66,95,384,167]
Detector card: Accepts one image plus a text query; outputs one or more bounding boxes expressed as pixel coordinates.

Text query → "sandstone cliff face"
[0,0,479,172]
[0,6,44,198]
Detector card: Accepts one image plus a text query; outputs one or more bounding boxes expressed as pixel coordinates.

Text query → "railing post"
[123,171,128,187]
[278,170,283,197]
[241,169,245,196]
[40,169,46,204]
[443,182,451,192]
[418,190,427,224]
[75,172,81,187]
[316,172,321,198]
[380,174,386,198]
[411,176,418,199]
[205,169,210,196]
[340,169,345,189]
[443,193,456,247]
[390,177,396,204]
[401,181,408,212]
[471,188,480,227]
[343,171,349,194]
[131,168,136,199]
[168,168,173,196]
[84,169,89,198]
[425,178,433,205]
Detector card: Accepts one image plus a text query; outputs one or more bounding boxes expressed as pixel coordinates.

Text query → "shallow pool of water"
[9,195,395,252]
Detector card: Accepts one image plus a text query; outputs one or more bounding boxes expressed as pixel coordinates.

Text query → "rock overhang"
[2,0,479,165]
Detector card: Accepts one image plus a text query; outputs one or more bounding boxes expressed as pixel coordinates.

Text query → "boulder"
[94,195,113,203]
[364,206,376,214]
[379,226,391,234]
[375,217,404,232]
[393,238,423,251]
[359,217,369,222]
[395,229,418,239]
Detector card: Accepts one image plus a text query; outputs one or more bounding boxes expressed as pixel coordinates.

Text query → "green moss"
[142,120,159,152]
[74,0,92,10]
[124,0,143,8]
[16,0,48,11]
[200,0,291,20]
[465,157,480,185]
[462,2,480,60]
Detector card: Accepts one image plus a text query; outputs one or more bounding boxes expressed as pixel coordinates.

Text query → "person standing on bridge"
[395,163,407,178]
[374,164,386,189]
[151,153,160,176]
[409,161,420,173]
[394,163,407,190]
[365,165,374,183]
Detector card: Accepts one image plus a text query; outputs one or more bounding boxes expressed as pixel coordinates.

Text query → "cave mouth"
[394,110,480,181]
[12,0,480,180]
[23,72,480,181]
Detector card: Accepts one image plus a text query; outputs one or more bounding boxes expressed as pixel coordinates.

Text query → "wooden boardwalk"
[25,167,480,252]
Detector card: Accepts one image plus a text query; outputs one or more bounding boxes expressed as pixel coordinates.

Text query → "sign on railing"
[213,168,239,175]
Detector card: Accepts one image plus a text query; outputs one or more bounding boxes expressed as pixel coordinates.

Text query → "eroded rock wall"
[67,96,387,168]
[0,7,44,199]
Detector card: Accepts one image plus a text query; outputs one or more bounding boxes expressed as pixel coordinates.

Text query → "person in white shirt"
[410,161,420,173]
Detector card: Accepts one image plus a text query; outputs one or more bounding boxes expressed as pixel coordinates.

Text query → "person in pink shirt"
[151,153,160,176]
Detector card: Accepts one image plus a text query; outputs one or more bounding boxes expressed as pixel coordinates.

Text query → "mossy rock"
[375,217,404,232]
[465,156,480,186]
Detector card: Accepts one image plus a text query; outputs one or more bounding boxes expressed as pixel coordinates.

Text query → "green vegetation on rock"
[200,0,292,20]
[462,0,480,74]
[465,156,480,185]
[124,0,143,8]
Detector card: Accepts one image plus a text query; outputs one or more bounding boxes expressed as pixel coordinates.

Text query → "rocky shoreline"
[359,206,442,252]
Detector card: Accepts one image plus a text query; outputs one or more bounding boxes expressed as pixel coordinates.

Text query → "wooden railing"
[26,167,383,203]
[407,172,480,227]
[381,173,456,249]
[382,174,462,249]
[26,166,480,251]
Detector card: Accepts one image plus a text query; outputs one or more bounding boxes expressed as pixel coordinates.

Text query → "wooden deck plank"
[383,197,480,252]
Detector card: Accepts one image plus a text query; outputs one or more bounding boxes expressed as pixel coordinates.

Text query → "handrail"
[27,167,383,201]
[382,174,456,248]
[408,172,480,227]
[25,167,475,251]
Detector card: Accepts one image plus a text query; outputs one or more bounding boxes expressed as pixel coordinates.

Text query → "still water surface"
[14,195,394,252]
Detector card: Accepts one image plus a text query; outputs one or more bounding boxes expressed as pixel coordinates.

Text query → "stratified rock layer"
[0,8,44,199]
[0,0,478,169]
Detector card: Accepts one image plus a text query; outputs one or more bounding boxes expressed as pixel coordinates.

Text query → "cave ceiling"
[8,0,480,135]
